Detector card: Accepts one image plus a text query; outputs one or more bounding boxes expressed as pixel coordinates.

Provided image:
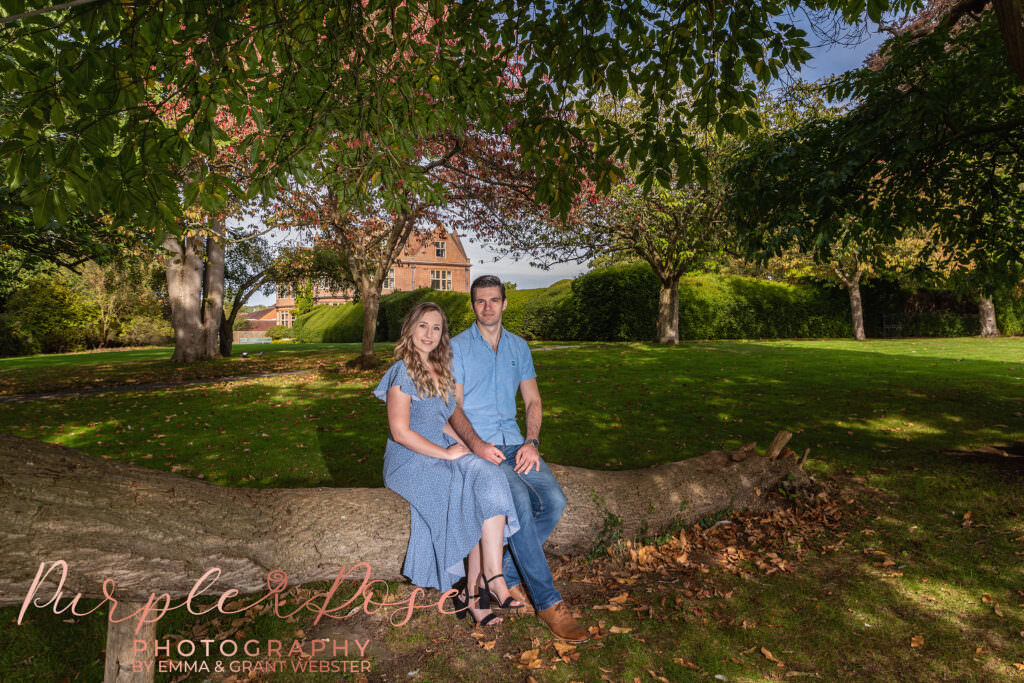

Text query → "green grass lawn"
[0,342,370,395]
[0,338,1022,681]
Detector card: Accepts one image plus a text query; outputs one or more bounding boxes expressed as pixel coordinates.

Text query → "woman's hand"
[445,443,471,460]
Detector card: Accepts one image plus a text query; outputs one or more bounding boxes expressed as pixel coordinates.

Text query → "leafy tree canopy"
[0,0,920,232]
[727,8,1024,290]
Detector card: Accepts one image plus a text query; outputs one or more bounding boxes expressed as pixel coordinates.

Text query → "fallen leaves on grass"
[911,635,924,648]
[761,646,784,666]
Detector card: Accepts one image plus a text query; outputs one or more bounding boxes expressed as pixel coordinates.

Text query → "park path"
[0,369,315,404]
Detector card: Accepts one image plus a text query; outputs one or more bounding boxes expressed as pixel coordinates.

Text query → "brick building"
[271,228,472,327]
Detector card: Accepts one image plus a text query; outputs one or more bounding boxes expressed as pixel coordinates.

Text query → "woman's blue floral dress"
[374,360,520,591]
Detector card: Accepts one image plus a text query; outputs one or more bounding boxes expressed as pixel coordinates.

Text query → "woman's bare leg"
[465,542,500,624]
[478,514,521,607]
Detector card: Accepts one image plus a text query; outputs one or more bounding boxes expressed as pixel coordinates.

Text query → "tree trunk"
[219,314,235,357]
[163,222,226,363]
[994,0,1024,82]
[656,275,681,344]
[104,601,156,682]
[847,274,866,341]
[0,432,805,604]
[163,235,205,363]
[201,220,226,359]
[348,275,382,370]
[0,432,805,682]
[979,295,1000,337]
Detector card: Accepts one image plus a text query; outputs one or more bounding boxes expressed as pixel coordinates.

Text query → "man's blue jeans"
[497,443,565,612]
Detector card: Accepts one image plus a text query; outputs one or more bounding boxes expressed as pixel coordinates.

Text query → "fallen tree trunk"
[1,432,806,605]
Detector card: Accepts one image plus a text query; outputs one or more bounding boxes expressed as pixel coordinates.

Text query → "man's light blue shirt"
[451,323,536,445]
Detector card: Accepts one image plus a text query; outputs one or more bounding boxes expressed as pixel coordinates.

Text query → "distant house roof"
[246,307,276,321]
[246,319,276,332]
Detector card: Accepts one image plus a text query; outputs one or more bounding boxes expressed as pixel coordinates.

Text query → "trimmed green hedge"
[504,280,578,340]
[676,273,850,340]
[378,289,475,341]
[293,303,365,343]
[289,265,1022,343]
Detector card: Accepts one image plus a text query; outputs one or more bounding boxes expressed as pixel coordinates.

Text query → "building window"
[384,268,395,290]
[279,310,293,328]
[430,269,452,291]
[434,241,446,258]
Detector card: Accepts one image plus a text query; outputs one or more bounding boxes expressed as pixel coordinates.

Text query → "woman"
[374,302,521,625]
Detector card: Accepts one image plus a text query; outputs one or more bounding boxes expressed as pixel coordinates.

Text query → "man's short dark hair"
[470,275,506,301]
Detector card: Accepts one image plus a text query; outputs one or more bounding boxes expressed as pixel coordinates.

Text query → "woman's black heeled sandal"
[453,590,500,626]
[480,574,524,610]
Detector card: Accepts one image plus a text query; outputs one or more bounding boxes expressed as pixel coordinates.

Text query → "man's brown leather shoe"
[507,584,533,613]
[536,601,588,642]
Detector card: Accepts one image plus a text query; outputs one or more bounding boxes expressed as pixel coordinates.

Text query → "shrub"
[378,289,475,341]
[995,285,1024,336]
[902,311,980,337]
[266,324,294,340]
[504,280,579,340]
[295,303,366,342]
[118,315,173,346]
[569,263,659,341]
[0,274,98,355]
[677,273,850,339]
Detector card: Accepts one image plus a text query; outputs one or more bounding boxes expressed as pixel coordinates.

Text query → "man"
[448,275,588,643]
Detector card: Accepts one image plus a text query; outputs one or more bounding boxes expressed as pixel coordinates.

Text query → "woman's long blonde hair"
[393,302,455,404]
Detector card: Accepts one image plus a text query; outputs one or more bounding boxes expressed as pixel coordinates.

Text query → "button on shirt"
[451,323,536,446]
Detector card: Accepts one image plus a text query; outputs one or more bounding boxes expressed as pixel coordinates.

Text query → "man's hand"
[472,440,504,465]
[514,442,541,474]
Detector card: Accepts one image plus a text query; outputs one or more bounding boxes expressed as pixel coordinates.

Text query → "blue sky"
[250,18,892,305]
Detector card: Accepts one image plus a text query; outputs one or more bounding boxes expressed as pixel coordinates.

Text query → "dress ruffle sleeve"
[373,360,422,402]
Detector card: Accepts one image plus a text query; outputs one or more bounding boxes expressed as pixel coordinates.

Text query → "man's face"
[472,286,507,326]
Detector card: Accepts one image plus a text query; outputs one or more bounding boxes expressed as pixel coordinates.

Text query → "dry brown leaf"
[609,592,630,604]
[761,646,783,665]
[647,669,670,683]
[1014,663,1024,672]
[910,635,924,648]
[994,604,1005,617]
[609,626,632,634]
[553,641,575,657]
[982,594,993,604]
[481,640,496,651]
[519,649,539,664]
[674,658,700,670]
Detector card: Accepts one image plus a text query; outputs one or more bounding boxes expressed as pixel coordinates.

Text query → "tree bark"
[833,262,866,341]
[163,235,205,363]
[656,275,681,345]
[104,601,156,682]
[979,294,1000,337]
[0,432,805,605]
[201,220,226,359]
[847,275,866,341]
[994,0,1024,82]
[0,432,805,683]
[163,221,226,363]
[219,314,235,357]
[348,274,382,370]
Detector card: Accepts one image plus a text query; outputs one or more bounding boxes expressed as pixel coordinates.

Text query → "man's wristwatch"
[524,438,540,448]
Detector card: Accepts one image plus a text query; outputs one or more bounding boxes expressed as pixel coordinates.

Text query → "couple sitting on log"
[374,275,588,642]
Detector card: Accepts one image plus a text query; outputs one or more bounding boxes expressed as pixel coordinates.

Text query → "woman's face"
[411,310,444,359]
